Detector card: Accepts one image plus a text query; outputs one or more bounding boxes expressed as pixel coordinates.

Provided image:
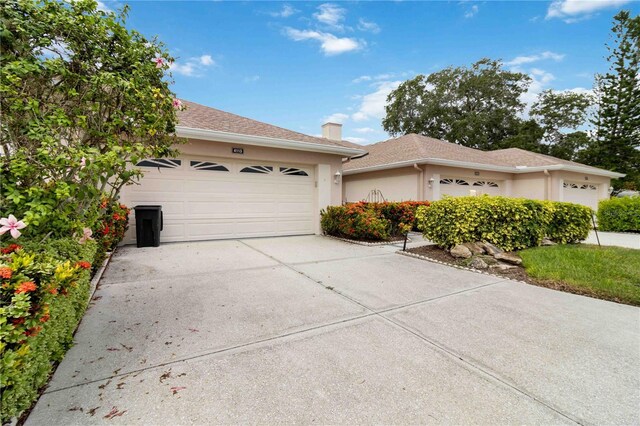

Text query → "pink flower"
[80,157,86,169]
[78,227,93,244]
[172,99,183,110]
[0,215,27,239]
[153,57,166,68]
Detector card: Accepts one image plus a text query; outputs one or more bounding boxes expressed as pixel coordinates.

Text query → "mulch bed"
[405,245,619,302]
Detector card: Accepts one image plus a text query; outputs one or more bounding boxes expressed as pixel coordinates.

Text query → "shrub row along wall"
[597,197,640,233]
[415,196,592,251]
[0,239,98,422]
[321,201,430,241]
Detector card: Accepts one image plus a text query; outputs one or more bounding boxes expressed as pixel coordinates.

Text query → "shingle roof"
[343,133,619,176]
[178,100,356,150]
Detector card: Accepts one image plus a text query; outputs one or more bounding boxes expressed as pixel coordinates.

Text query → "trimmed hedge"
[0,238,97,422]
[321,201,430,241]
[597,197,640,233]
[415,196,592,251]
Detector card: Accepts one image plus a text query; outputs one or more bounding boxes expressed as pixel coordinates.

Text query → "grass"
[520,244,640,306]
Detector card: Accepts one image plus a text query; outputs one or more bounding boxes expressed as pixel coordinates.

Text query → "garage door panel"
[123,157,316,243]
[563,182,599,210]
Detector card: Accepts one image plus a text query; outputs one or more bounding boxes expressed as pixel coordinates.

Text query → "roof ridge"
[179,99,347,148]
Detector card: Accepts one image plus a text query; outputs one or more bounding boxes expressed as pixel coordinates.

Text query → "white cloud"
[96,1,112,12]
[169,62,196,76]
[464,4,479,18]
[270,4,297,18]
[518,68,556,115]
[314,3,346,28]
[284,28,362,55]
[505,51,565,67]
[343,136,368,144]
[169,53,215,77]
[352,75,372,83]
[358,18,380,33]
[354,127,377,134]
[199,55,215,66]
[324,112,349,124]
[244,75,260,83]
[546,0,631,22]
[352,80,402,122]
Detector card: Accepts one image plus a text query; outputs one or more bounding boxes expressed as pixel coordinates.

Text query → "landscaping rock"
[541,237,557,246]
[490,262,518,271]
[480,241,503,256]
[468,257,489,269]
[463,242,485,255]
[450,244,472,259]
[494,252,523,265]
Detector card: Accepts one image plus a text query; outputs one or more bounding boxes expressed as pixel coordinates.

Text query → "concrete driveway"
[27,236,639,425]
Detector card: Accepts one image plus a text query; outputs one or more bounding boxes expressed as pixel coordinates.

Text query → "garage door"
[121,157,315,243]
[562,182,599,210]
[439,178,503,197]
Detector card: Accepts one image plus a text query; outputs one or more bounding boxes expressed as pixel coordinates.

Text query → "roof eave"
[176,126,367,157]
[343,158,625,178]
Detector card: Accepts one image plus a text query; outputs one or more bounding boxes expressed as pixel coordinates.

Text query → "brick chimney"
[322,122,342,141]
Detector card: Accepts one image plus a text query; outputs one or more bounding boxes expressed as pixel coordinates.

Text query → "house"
[121,101,622,245]
[343,133,624,210]
[120,101,365,243]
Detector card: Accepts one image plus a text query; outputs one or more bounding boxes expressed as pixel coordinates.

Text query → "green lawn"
[519,244,640,306]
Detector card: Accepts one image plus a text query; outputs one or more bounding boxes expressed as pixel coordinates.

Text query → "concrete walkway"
[27,236,639,425]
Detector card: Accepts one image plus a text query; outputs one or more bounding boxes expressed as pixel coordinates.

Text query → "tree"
[382,58,531,150]
[530,89,593,161]
[584,10,640,190]
[0,0,182,237]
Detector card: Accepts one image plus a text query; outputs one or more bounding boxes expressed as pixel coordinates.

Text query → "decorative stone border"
[397,249,529,285]
[324,234,409,246]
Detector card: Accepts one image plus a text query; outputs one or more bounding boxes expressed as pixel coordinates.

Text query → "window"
[190,161,229,172]
[440,178,469,185]
[280,167,309,176]
[580,184,597,190]
[440,178,453,185]
[240,165,273,174]
[563,182,579,189]
[455,179,469,186]
[473,181,499,187]
[136,159,181,168]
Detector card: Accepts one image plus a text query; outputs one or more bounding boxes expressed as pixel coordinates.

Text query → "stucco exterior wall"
[511,172,548,200]
[342,167,420,202]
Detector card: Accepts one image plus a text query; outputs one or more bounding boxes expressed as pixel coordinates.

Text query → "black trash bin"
[134,205,163,248]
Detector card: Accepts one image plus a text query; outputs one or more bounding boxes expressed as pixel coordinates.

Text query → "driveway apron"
[26,236,640,425]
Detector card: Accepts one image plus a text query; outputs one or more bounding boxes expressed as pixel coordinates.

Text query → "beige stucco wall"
[343,166,421,202]
[511,172,548,200]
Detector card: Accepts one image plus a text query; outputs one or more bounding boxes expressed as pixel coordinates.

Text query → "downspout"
[414,163,424,201]
[543,169,550,200]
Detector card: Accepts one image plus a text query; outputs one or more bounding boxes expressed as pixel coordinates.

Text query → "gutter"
[343,158,625,178]
[176,126,367,157]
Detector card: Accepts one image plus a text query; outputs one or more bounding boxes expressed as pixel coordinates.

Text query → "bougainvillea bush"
[0,239,97,422]
[320,201,430,241]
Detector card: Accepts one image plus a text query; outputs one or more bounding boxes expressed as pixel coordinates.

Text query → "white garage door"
[439,178,503,197]
[562,182,599,210]
[122,157,315,243]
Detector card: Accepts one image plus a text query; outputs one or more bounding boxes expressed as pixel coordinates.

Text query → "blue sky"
[105,0,639,145]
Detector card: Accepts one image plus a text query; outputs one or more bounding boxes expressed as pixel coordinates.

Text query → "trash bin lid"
[134,205,162,211]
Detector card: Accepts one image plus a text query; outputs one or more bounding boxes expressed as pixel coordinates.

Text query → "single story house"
[120,101,365,244]
[343,133,624,210]
[121,101,623,244]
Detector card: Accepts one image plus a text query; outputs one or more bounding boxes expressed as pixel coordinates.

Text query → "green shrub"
[415,196,592,251]
[92,199,131,270]
[0,238,97,422]
[321,201,430,241]
[543,201,593,243]
[597,197,640,232]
